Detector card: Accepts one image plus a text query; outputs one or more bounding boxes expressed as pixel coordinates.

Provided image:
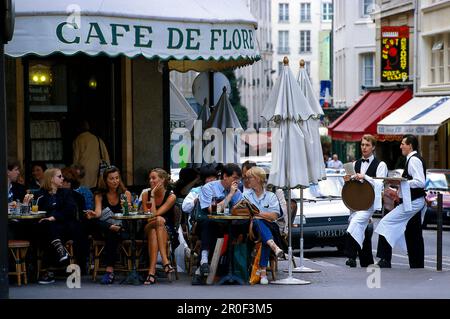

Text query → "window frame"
[279,3,290,23]
[300,2,311,23]
[299,30,311,53]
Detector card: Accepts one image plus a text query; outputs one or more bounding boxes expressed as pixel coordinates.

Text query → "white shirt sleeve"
[407,156,426,189]
[182,191,198,214]
[363,161,388,184]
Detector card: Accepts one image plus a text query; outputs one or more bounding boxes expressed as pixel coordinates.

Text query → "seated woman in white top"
[243,167,285,285]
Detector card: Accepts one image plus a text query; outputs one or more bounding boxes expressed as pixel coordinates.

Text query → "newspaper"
[343,162,355,176]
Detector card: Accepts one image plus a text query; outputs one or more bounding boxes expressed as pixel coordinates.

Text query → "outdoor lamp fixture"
[88,76,97,89]
[29,64,52,85]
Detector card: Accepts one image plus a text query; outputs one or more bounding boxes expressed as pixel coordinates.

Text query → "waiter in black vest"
[344,134,387,267]
[375,134,426,268]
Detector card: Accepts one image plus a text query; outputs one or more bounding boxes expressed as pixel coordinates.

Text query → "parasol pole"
[289,59,321,274]
[272,57,310,285]
[291,188,320,273]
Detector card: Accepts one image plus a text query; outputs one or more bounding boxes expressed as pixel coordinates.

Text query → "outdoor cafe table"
[112,213,150,285]
[207,214,250,285]
[8,212,46,220]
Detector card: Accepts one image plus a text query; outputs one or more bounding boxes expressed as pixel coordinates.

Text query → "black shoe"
[376,259,391,268]
[200,263,209,276]
[345,258,357,268]
[38,271,55,285]
[191,274,204,285]
[51,239,69,262]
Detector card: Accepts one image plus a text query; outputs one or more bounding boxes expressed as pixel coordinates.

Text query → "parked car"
[423,169,450,228]
[290,172,351,252]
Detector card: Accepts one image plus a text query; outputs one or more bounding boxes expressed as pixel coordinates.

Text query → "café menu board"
[381,26,409,82]
[29,85,51,104]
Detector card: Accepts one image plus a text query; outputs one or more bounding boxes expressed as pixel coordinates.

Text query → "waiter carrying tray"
[375,134,427,268]
[344,134,388,267]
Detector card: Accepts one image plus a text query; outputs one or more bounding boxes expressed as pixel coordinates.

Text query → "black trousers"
[377,210,424,268]
[345,225,374,267]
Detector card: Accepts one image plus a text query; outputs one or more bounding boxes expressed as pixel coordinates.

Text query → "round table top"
[8,212,46,220]
[207,214,250,220]
[112,213,152,220]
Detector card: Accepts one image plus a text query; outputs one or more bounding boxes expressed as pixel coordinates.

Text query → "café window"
[28,60,67,168]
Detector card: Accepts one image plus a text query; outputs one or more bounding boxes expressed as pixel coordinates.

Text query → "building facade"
[235,0,273,129]
[416,0,450,168]
[333,0,376,109]
[271,0,332,103]
[373,0,450,169]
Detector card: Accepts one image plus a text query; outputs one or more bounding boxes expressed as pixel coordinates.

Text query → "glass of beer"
[31,199,39,213]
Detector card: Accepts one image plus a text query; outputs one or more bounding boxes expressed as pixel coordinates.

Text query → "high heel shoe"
[144,273,156,285]
[163,263,175,273]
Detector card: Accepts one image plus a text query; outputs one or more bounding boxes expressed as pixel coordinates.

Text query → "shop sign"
[381,26,409,82]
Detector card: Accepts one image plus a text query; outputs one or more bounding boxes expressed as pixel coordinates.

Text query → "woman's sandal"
[144,273,156,285]
[163,263,175,274]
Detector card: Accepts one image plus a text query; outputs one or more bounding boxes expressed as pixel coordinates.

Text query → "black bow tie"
[362,158,370,163]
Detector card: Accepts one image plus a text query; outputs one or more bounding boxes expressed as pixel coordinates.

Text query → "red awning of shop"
[328,89,413,142]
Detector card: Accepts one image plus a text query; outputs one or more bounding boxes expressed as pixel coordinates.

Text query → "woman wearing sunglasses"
[36,168,80,284]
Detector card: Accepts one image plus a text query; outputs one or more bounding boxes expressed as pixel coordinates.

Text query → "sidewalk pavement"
[7,256,450,299]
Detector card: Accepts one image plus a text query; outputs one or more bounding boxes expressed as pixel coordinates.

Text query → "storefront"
[5,0,260,186]
[328,88,413,168]
[377,96,450,169]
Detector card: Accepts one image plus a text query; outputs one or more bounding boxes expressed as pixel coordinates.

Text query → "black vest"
[355,157,380,178]
[402,153,426,201]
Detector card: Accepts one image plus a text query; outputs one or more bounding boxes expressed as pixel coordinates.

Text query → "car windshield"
[291,175,345,200]
[426,171,450,191]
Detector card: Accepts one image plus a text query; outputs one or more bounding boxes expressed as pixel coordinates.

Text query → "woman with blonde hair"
[142,168,177,285]
[84,166,132,284]
[243,166,284,285]
[36,168,79,284]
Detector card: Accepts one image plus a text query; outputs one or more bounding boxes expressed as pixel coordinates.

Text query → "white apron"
[347,209,373,248]
[347,179,383,248]
[374,197,426,251]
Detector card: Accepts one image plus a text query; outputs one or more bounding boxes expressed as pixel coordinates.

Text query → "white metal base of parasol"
[271,276,311,285]
[289,266,321,273]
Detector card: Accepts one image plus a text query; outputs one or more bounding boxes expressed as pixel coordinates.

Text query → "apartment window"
[322,2,333,21]
[278,31,290,54]
[299,30,311,53]
[278,61,283,75]
[362,0,374,17]
[430,35,445,84]
[279,3,289,22]
[300,3,311,22]
[361,53,374,88]
[303,61,311,81]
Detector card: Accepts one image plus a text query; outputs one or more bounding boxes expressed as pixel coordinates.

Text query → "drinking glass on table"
[31,199,39,213]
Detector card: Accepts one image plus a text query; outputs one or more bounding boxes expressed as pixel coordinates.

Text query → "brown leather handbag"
[231,199,260,216]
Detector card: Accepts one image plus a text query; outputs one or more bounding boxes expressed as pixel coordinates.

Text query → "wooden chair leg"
[93,245,100,281]
[36,248,42,281]
[269,258,276,281]
[21,247,28,285]
[15,252,21,287]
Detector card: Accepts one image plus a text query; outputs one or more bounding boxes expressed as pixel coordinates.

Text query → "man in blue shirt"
[196,163,243,278]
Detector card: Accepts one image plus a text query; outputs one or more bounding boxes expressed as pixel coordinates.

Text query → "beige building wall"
[333,0,375,109]
[418,0,450,168]
[235,0,273,129]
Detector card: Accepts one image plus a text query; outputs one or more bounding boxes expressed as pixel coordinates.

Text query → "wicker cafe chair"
[165,202,183,281]
[8,240,30,286]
